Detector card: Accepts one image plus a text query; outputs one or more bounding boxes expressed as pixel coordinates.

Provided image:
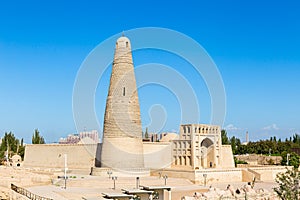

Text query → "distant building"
[59,134,80,144]
[143,132,176,142]
[291,147,300,155]
[160,133,179,142]
[149,133,159,142]
[143,132,159,142]
[143,133,173,142]
[59,130,99,144]
[58,135,78,144]
[80,130,99,143]
[242,131,249,145]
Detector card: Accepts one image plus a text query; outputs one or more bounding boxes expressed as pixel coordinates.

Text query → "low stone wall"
[91,167,150,177]
[152,166,289,184]
[235,154,282,165]
[195,168,242,184]
[248,166,290,181]
[151,168,242,184]
[151,168,195,181]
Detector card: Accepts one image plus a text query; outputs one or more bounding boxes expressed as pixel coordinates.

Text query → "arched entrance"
[201,138,214,168]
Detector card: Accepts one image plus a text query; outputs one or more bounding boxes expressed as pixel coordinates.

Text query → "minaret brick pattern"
[100,36,144,169]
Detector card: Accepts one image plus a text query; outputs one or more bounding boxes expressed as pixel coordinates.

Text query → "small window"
[123,87,125,96]
[126,41,129,47]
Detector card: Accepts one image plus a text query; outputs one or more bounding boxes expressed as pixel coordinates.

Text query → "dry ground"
[0,166,279,200]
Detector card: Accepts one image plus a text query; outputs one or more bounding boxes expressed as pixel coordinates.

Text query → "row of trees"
[221,130,300,168]
[0,129,45,163]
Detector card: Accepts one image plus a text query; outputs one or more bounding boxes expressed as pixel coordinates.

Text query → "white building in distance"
[59,130,99,144]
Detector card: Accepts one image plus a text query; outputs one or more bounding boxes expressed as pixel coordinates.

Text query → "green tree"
[293,134,300,145]
[17,138,25,158]
[230,136,238,154]
[233,156,248,167]
[32,129,45,144]
[144,127,149,139]
[274,168,300,200]
[221,129,230,145]
[0,132,25,162]
[289,153,300,168]
[281,151,300,168]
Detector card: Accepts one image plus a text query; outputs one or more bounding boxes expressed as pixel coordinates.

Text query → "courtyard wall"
[23,143,101,169]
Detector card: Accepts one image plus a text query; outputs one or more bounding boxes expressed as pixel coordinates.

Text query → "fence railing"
[11,184,53,200]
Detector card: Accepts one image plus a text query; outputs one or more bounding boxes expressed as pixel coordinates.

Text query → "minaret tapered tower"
[101,36,144,169]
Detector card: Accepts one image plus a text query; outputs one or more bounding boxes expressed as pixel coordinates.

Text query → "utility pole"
[64,154,68,189]
[112,176,117,189]
[136,177,140,189]
[6,138,9,166]
[163,175,168,186]
[287,153,290,166]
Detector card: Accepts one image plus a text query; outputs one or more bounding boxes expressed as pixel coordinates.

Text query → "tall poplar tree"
[32,129,45,144]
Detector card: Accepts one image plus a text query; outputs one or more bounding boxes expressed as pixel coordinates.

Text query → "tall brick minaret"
[100,36,144,169]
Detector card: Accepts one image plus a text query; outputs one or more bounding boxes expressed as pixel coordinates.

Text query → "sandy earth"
[0,166,52,199]
[0,166,279,200]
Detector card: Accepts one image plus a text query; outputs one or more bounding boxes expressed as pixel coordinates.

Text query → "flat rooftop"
[102,193,134,198]
[122,189,153,194]
[140,185,172,191]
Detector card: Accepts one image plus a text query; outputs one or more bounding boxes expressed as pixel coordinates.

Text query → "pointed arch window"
[123,87,126,96]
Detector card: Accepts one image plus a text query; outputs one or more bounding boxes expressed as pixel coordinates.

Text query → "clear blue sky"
[0,0,299,143]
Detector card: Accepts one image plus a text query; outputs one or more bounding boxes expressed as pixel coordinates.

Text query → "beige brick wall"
[195,169,242,184]
[23,141,172,171]
[220,145,235,168]
[143,142,172,169]
[23,143,101,169]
